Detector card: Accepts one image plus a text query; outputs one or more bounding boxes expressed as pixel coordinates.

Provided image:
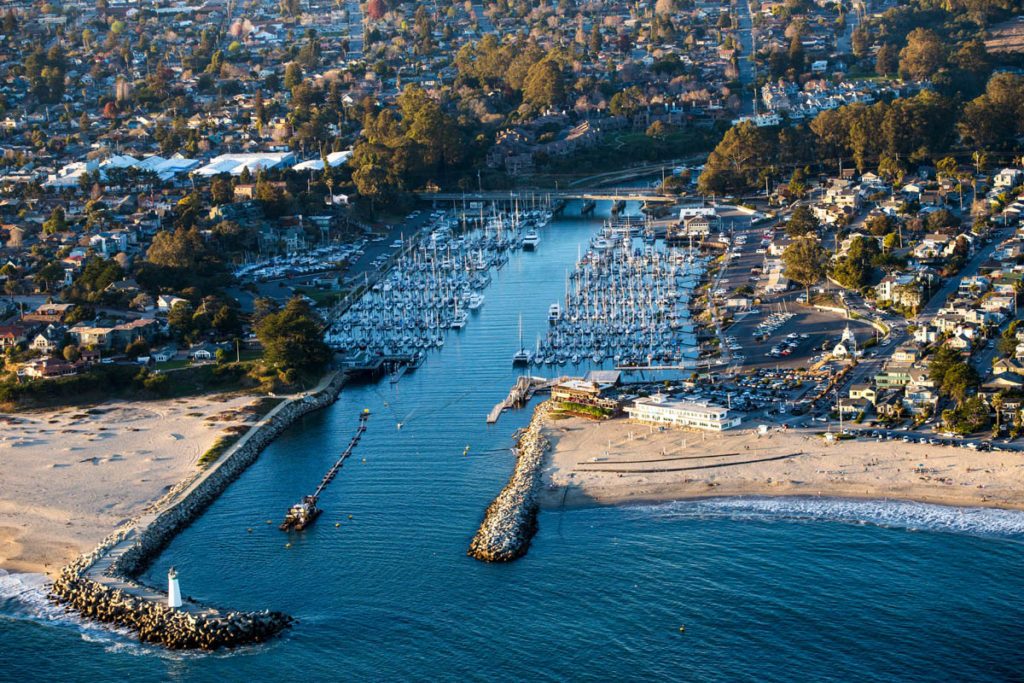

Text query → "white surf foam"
[626,497,1024,538]
[1,569,280,659]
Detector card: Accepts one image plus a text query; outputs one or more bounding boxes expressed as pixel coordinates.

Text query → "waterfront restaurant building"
[625,394,741,431]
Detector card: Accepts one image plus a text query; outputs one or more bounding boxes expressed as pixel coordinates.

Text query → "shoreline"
[0,392,274,577]
[541,484,1024,514]
[46,371,346,649]
[538,415,1024,515]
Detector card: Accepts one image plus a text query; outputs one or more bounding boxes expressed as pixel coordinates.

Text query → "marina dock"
[487,376,564,424]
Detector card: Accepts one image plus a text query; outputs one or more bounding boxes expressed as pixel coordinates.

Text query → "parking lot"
[724,307,876,370]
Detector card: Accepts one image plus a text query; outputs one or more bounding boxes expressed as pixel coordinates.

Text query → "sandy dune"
[540,416,1024,511]
[0,395,263,576]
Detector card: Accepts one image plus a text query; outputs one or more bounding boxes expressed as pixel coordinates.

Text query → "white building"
[832,324,858,358]
[193,152,296,177]
[625,394,741,431]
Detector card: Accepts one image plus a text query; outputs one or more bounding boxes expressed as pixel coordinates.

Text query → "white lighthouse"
[168,567,183,609]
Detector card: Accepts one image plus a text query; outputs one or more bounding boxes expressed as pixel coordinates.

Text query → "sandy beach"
[0,394,268,576]
[539,416,1024,511]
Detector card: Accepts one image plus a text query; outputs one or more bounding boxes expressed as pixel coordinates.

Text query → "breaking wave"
[626,497,1024,538]
[0,569,154,657]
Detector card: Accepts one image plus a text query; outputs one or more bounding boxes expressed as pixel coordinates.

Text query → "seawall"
[50,372,346,649]
[468,400,552,562]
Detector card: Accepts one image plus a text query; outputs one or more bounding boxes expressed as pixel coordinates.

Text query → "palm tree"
[992,392,1004,434]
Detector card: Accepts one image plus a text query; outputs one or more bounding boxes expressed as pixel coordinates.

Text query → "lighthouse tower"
[168,567,183,609]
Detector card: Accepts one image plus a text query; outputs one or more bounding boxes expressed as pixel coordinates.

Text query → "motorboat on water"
[522,229,540,251]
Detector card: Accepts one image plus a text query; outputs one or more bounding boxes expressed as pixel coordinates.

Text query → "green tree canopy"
[255,297,331,373]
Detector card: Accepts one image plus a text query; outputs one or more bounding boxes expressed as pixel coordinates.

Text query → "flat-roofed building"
[625,394,741,431]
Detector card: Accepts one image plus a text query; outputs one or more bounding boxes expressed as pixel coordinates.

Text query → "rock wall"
[468,400,552,562]
[50,572,293,650]
[112,373,346,578]
[50,372,346,649]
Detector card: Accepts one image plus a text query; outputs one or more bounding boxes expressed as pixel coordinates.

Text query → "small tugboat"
[280,495,321,531]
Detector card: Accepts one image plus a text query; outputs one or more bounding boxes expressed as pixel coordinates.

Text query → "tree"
[958,73,1024,150]
[212,304,241,337]
[851,26,869,59]
[928,346,961,385]
[125,338,150,358]
[34,261,65,292]
[833,235,879,290]
[63,344,80,362]
[785,205,819,238]
[609,86,644,118]
[42,206,67,234]
[255,297,330,373]
[698,122,781,195]
[168,301,195,339]
[783,237,828,301]
[875,43,898,77]
[992,392,1005,433]
[899,29,946,82]
[522,60,565,111]
[942,362,979,402]
[210,175,233,205]
[283,62,303,90]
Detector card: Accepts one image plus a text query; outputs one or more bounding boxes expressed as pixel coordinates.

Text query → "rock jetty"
[50,372,345,649]
[469,400,552,562]
[51,569,292,650]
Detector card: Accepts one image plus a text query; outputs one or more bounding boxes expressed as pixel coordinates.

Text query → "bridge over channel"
[416,189,678,204]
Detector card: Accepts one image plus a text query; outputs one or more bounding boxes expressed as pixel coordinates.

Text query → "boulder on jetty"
[469,401,551,562]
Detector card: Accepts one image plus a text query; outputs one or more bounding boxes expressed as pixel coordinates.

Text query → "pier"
[487,376,564,424]
[280,410,369,531]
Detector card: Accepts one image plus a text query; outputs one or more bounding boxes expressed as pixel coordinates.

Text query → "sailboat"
[512,313,532,366]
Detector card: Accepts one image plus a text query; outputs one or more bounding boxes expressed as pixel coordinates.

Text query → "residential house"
[30,324,66,353]
[22,302,76,323]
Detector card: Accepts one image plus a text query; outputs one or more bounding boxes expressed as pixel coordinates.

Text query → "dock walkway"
[487,376,564,424]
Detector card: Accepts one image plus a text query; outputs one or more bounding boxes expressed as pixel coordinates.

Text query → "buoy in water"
[348,514,353,520]
[362,458,366,463]
[266,520,272,524]
[335,522,340,527]
[678,625,686,633]
[285,543,292,549]
[247,528,253,533]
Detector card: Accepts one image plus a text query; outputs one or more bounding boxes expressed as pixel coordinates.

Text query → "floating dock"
[280,410,369,531]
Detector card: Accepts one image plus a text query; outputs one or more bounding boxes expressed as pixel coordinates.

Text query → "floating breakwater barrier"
[49,372,346,649]
[469,400,552,562]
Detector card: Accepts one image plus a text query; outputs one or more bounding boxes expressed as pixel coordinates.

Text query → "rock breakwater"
[468,400,551,562]
[50,372,345,649]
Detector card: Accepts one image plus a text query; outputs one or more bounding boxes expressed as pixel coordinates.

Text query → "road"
[346,0,364,59]
[734,0,756,116]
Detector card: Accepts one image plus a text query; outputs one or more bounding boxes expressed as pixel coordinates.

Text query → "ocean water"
[3,206,1024,682]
